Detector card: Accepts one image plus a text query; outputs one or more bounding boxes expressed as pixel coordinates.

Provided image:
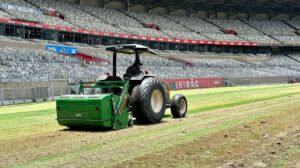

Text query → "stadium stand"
[166,15,221,34]
[81,6,142,28]
[273,36,300,45]
[205,33,244,42]
[239,35,281,45]
[0,0,299,83]
[0,35,25,41]
[0,0,299,46]
[288,53,300,62]
[287,21,300,30]
[1,0,300,105]
[5,11,74,28]
[1,0,34,8]
[127,11,188,31]
[1,45,300,82]
[161,30,207,40]
[246,20,296,36]
[26,0,125,33]
[0,10,11,19]
[120,26,168,38]
[209,19,262,35]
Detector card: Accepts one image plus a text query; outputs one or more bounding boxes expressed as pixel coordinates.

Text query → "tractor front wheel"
[171,94,188,118]
[130,78,167,124]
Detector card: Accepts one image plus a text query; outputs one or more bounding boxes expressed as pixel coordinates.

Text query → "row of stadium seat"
[1,47,300,82]
[0,0,299,45]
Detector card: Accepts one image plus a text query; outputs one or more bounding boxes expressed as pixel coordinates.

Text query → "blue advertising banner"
[45,45,78,55]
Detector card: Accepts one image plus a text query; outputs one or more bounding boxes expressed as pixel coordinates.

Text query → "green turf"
[15,93,300,168]
[0,84,300,141]
[1,84,300,168]
[167,84,300,115]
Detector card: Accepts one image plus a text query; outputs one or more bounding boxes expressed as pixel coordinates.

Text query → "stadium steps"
[0,9,22,21]
[116,9,145,26]
[64,2,130,34]
[202,18,251,42]
[163,15,213,40]
[239,19,283,45]
[23,0,73,25]
[75,5,133,35]
[119,12,173,38]
[156,30,175,39]
[141,13,188,39]
[0,9,12,18]
[116,9,173,38]
[23,0,42,10]
[282,21,299,31]
[284,53,300,64]
[22,0,77,28]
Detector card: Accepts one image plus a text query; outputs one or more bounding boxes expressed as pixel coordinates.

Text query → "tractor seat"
[124,63,143,79]
[100,76,123,95]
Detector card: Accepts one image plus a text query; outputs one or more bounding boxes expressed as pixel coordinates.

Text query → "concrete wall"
[191,11,208,18]
[251,14,269,21]
[150,7,167,14]
[105,1,125,10]
[271,14,290,21]
[216,12,227,19]
[170,9,187,16]
[63,0,80,4]
[129,4,147,13]
[0,40,44,50]
[293,15,300,21]
[230,13,248,20]
[225,77,292,86]
[80,0,102,7]
[0,80,69,102]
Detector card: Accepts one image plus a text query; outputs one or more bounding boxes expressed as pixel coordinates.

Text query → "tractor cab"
[105,44,157,80]
[56,44,188,130]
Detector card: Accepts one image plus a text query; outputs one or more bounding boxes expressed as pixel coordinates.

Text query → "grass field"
[0,84,299,168]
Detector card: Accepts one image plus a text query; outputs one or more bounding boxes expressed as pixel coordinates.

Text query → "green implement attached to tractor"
[56,44,188,130]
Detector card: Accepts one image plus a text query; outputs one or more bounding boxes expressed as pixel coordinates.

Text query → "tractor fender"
[128,75,154,94]
[130,74,154,81]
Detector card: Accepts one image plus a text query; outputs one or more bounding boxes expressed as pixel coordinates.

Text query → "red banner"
[0,18,258,47]
[164,78,224,90]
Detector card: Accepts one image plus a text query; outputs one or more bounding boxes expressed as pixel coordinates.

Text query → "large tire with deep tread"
[171,94,188,118]
[130,77,167,124]
[130,85,148,123]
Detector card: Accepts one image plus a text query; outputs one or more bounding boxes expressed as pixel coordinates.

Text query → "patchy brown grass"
[113,97,300,168]
[0,85,299,168]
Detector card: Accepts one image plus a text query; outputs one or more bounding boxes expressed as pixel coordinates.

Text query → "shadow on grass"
[164,114,172,118]
[59,127,114,132]
[58,119,169,132]
[132,119,168,126]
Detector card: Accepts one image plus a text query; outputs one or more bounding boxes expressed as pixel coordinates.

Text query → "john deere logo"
[75,114,82,117]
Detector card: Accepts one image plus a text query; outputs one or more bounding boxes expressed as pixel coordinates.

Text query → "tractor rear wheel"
[130,77,167,124]
[130,85,147,123]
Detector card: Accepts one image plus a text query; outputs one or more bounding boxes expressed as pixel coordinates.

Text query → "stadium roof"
[126,0,300,15]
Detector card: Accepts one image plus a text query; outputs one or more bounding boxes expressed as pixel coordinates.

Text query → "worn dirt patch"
[113,101,300,168]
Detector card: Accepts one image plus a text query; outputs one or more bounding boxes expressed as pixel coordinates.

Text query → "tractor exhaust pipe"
[113,50,117,78]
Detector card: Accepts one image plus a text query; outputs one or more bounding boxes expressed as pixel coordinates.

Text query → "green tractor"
[56,44,188,129]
